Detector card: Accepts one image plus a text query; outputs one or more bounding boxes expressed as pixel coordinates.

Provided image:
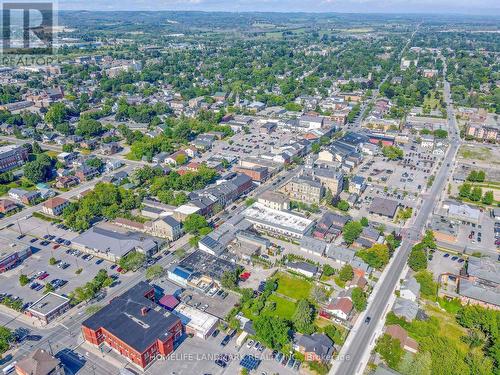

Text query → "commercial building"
[281,176,323,204]
[0,247,32,273]
[172,303,219,339]
[243,202,314,239]
[234,165,269,183]
[368,197,399,218]
[312,168,344,196]
[82,282,183,369]
[26,293,70,324]
[445,200,480,227]
[0,144,28,172]
[72,223,159,262]
[257,190,290,211]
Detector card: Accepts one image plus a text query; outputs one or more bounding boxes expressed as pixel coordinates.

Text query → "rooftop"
[28,293,69,317]
[369,197,399,218]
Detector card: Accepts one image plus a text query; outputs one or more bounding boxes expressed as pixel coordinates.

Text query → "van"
[2,362,17,375]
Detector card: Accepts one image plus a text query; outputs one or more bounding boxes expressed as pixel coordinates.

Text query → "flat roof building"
[82,282,183,369]
[243,202,314,239]
[26,293,70,324]
[172,303,219,339]
[368,197,399,218]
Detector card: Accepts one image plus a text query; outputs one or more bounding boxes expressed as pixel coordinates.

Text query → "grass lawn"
[459,145,498,164]
[263,294,297,320]
[275,272,313,301]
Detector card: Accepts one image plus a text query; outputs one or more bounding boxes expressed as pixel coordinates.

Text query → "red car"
[116,267,123,273]
[52,244,60,250]
[38,272,49,280]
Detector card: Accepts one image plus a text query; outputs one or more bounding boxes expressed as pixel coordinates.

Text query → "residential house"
[8,188,40,205]
[286,262,318,278]
[55,176,79,189]
[148,216,183,241]
[325,297,353,321]
[75,166,99,182]
[392,298,418,321]
[15,348,65,375]
[293,333,334,363]
[0,199,17,214]
[257,191,290,211]
[300,236,327,256]
[385,325,418,353]
[400,277,420,302]
[42,197,69,216]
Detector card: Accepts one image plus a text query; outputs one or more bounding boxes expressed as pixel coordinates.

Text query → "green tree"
[19,274,30,286]
[398,352,432,375]
[323,264,335,277]
[145,265,164,280]
[0,326,12,356]
[221,269,240,289]
[44,102,68,125]
[336,200,350,211]
[360,217,369,227]
[357,244,390,269]
[414,271,437,299]
[183,213,209,235]
[76,118,103,138]
[375,333,404,369]
[254,316,291,350]
[351,287,367,311]
[408,245,427,271]
[382,146,404,160]
[49,257,57,265]
[338,264,354,282]
[45,283,55,293]
[118,252,146,271]
[482,191,494,205]
[292,299,315,334]
[470,186,482,202]
[342,221,363,245]
[459,183,472,198]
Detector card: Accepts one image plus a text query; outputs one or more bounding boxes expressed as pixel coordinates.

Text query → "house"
[286,262,318,278]
[293,333,334,363]
[8,188,40,205]
[82,282,183,369]
[326,246,356,265]
[368,197,399,218]
[100,142,121,155]
[385,325,418,353]
[15,348,65,375]
[0,144,29,172]
[165,150,188,166]
[325,297,353,321]
[0,199,17,214]
[42,197,69,216]
[392,298,418,321]
[55,176,79,189]
[400,277,420,301]
[349,175,367,195]
[300,236,327,256]
[75,165,99,182]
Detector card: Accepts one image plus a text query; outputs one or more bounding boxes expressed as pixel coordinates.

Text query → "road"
[331,75,460,375]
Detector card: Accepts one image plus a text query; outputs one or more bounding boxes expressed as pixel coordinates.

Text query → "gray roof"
[160,216,180,228]
[459,278,500,307]
[176,249,238,281]
[82,282,180,353]
[467,257,500,284]
[296,333,333,358]
[300,236,327,255]
[392,298,418,321]
[73,225,158,258]
[287,261,318,275]
[401,277,420,298]
[326,246,355,263]
[369,197,399,217]
[28,293,69,317]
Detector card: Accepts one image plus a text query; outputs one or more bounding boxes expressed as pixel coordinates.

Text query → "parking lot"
[427,249,465,280]
[176,287,240,320]
[0,220,131,309]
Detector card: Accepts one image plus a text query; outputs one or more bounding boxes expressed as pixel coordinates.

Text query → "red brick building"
[82,282,183,369]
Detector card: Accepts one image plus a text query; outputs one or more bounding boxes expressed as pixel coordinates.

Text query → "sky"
[56,0,500,15]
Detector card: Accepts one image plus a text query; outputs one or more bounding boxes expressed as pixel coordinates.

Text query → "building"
[26,293,70,324]
[148,216,183,241]
[82,282,183,369]
[243,202,314,239]
[286,262,318,278]
[293,333,333,363]
[0,144,28,172]
[0,199,17,214]
[42,197,69,216]
[72,223,159,262]
[75,165,99,182]
[281,176,323,204]
[368,197,399,218]
[257,191,290,211]
[312,168,344,196]
[234,166,269,183]
[385,325,418,353]
[445,201,480,227]
[349,175,367,195]
[325,297,353,321]
[15,349,65,375]
[300,236,327,256]
[0,247,32,273]
[8,188,41,205]
[400,277,420,301]
[392,298,418,322]
[172,303,218,339]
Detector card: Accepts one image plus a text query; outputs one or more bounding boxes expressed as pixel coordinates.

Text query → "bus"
[2,362,17,375]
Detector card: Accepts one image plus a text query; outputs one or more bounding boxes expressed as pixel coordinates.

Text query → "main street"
[331,77,460,375]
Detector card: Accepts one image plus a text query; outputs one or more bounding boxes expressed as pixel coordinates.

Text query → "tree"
[323,264,335,277]
[433,129,448,139]
[336,200,350,211]
[408,245,427,271]
[118,252,146,271]
[459,183,472,198]
[183,213,209,235]
[19,274,29,286]
[482,191,494,205]
[24,154,53,183]
[221,269,240,289]
[338,264,354,282]
[382,146,404,160]
[311,143,321,154]
[470,186,482,202]
[254,316,290,349]
[360,217,369,227]
[76,118,103,138]
[49,257,57,265]
[342,221,363,245]
[421,230,436,249]
[357,244,390,269]
[398,352,432,375]
[375,333,404,369]
[0,326,12,356]
[351,287,367,311]
[45,283,55,293]
[310,286,328,304]
[145,265,164,280]
[292,299,315,334]
[414,271,437,299]
[175,153,188,165]
[44,102,68,125]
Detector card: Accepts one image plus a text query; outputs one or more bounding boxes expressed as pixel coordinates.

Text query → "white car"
[246,339,254,348]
